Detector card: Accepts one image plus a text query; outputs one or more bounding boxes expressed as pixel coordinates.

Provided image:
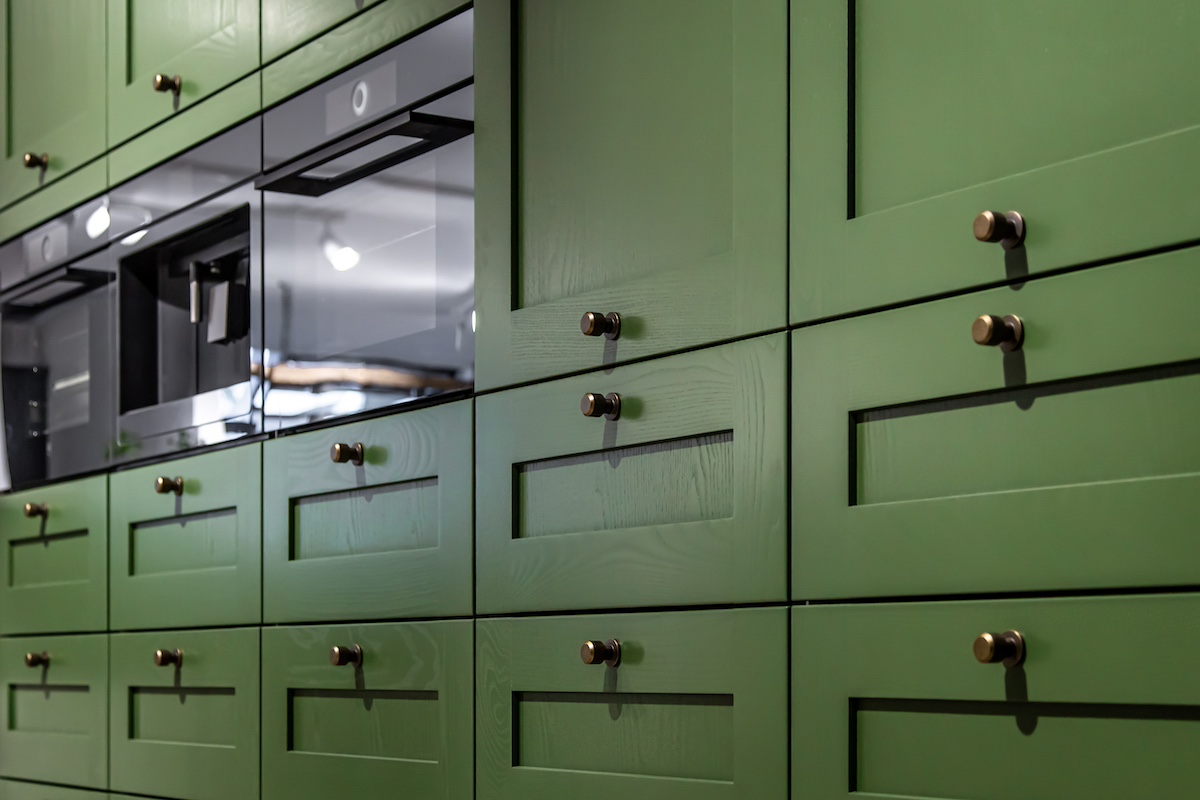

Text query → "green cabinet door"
[0,635,107,788]
[0,476,107,635]
[110,628,260,800]
[476,335,787,614]
[262,621,473,800]
[107,0,260,147]
[109,445,262,629]
[0,782,109,800]
[474,0,787,390]
[794,595,1200,799]
[261,0,383,64]
[263,401,472,623]
[478,608,787,800]
[794,247,1200,600]
[793,0,1200,322]
[0,0,106,209]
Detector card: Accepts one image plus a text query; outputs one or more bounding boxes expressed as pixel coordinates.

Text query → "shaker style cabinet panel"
[262,401,473,623]
[476,334,787,614]
[262,621,473,800]
[109,628,260,800]
[794,595,1200,799]
[261,0,384,64]
[474,0,787,390]
[0,635,108,789]
[477,608,787,800]
[0,0,107,209]
[792,0,1200,322]
[794,247,1200,600]
[107,0,260,147]
[109,446,262,629]
[0,476,108,635]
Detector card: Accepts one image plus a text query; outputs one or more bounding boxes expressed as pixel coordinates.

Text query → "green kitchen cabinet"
[793,247,1200,600]
[262,621,473,800]
[0,0,107,210]
[0,635,107,788]
[263,401,472,623]
[0,783,109,800]
[476,334,787,614]
[107,0,260,147]
[0,476,107,635]
[110,627,260,800]
[261,0,384,64]
[792,0,1200,322]
[794,594,1200,799]
[109,445,262,629]
[474,0,787,390]
[477,607,787,800]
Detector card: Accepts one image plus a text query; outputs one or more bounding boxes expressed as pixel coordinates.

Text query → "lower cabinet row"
[2,595,1197,799]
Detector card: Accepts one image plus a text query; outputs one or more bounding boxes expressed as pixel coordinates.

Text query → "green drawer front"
[263,401,472,623]
[0,476,107,634]
[109,446,262,629]
[478,607,787,800]
[792,0,1200,322]
[474,0,787,390]
[0,782,109,800]
[262,620,473,800]
[261,0,384,64]
[794,247,1200,599]
[110,628,260,800]
[0,635,108,788]
[794,594,1200,799]
[476,335,787,614]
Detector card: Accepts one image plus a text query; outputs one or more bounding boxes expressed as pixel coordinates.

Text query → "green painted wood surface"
[476,335,787,614]
[0,0,107,209]
[108,74,261,187]
[261,621,473,800]
[474,0,786,391]
[107,0,260,147]
[477,607,787,800]
[261,0,384,64]
[109,627,259,800]
[262,0,467,107]
[109,445,262,629]
[793,595,1200,799]
[0,161,107,243]
[792,0,1200,322]
[263,401,472,622]
[0,476,107,635]
[793,247,1200,600]
[0,781,110,800]
[0,635,107,788]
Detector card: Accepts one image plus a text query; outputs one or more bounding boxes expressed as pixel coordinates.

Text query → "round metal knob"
[973,210,1025,250]
[153,74,182,95]
[974,630,1025,668]
[581,392,621,421]
[971,314,1024,352]
[23,502,48,519]
[330,442,365,466]
[24,652,49,668]
[329,644,363,667]
[154,648,183,667]
[580,311,621,340]
[154,476,185,496]
[580,639,621,667]
[22,152,48,170]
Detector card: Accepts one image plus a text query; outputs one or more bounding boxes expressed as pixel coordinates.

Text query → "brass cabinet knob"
[330,442,365,466]
[581,392,621,421]
[580,639,621,667]
[23,502,48,519]
[973,210,1025,250]
[971,314,1024,352]
[329,644,363,667]
[22,152,48,170]
[154,648,183,667]
[24,652,49,668]
[154,476,185,496]
[580,311,621,340]
[974,630,1025,668]
[153,74,182,95]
